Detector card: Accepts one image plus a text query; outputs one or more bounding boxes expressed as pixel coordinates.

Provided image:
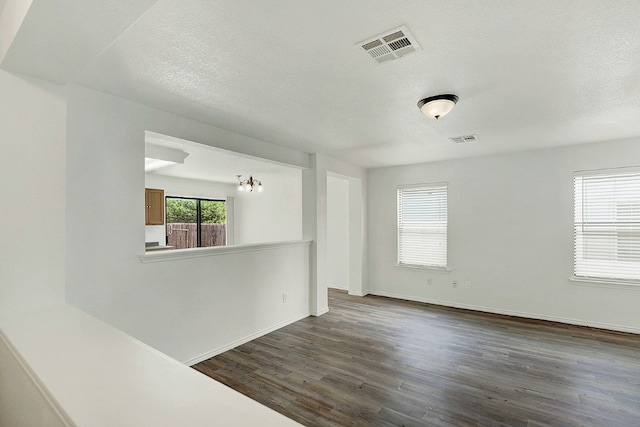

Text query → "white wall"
[0,0,33,65]
[1,303,303,427]
[0,333,69,427]
[233,169,302,245]
[303,154,368,314]
[368,138,640,333]
[327,175,350,290]
[145,163,302,247]
[145,174,236,200]
[65,85,310,362]
[0,71,66,317]
[144,174,236,245]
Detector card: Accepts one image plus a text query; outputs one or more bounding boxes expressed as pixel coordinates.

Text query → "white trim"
[0,331,75,427]
[573,165,640,177]
[312,307,330,317]
[395,263,451,272]
[184,311,310,366]
[570,277,640,289]
[368,290,640,335]
[140,240,311,263]
[348,290,367,297]
[397,181,449,190]
[397,183,448,269]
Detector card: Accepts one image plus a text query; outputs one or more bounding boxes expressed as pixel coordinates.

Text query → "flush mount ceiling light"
[417,94,459,120]
[237,175,263,193]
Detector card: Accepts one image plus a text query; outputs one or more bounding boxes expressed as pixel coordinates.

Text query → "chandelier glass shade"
[236,175,263,192]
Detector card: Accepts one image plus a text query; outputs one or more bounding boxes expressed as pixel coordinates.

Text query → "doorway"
[326,173,364,296]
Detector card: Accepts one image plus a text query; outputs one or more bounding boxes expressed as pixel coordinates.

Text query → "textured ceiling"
[3,0,640,168]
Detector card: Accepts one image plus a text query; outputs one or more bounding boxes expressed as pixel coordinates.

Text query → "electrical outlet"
[465,281,471,290]
[426,277,432,285]
[452,281,458,288]
[282,293,287,303]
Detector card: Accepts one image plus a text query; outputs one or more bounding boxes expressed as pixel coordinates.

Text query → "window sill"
[139,240,311,263]
[395,263,450,272]
[570,276,640,289]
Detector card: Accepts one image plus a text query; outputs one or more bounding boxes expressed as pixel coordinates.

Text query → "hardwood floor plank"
[193,290,640,426]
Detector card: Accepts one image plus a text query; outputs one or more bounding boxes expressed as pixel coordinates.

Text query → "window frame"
[573,167,640,286]
[396,182,449,271]
[165,196,226,249]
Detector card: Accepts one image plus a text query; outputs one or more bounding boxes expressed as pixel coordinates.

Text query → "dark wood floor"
[193,290,640,426]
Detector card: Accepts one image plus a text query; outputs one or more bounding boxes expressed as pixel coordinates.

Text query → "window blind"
[574,169,640,283]
[397,183,448,268]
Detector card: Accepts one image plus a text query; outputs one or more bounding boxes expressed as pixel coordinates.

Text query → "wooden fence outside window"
[166,223,226,249]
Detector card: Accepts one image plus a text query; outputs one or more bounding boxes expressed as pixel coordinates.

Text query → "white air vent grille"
[449,135,478,144]
[357,26,421,64]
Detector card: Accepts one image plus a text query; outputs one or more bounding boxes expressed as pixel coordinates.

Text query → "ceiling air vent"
[357,26,421,64]
[449,134,478,144]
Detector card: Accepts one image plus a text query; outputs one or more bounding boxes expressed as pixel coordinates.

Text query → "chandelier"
[236,175,263,192]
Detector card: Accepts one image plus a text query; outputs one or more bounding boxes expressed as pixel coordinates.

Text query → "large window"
[166,197,226,249]
[397,183,448,269]
[574,168,640,283]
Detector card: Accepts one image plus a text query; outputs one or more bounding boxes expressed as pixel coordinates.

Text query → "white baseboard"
[368,290,640,335]
[184,312,310,366]
[313,307,330,317]
[348,290,367,297]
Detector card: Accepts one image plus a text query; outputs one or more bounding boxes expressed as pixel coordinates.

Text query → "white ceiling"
[145,132,301,184]
[3,0,640,168]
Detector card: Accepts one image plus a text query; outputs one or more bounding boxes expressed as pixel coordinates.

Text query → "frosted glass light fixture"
[417,94,459,120]
[236,175,263,192]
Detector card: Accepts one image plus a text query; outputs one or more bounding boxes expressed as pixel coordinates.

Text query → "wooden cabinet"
[145,188,165,225]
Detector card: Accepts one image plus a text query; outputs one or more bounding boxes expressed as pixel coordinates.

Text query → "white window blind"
[574,169,640,283]
[397,183,448,268]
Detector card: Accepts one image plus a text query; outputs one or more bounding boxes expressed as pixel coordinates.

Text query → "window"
[574,169,640,283]
[397,183,448,269]
[165,197,226,249]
